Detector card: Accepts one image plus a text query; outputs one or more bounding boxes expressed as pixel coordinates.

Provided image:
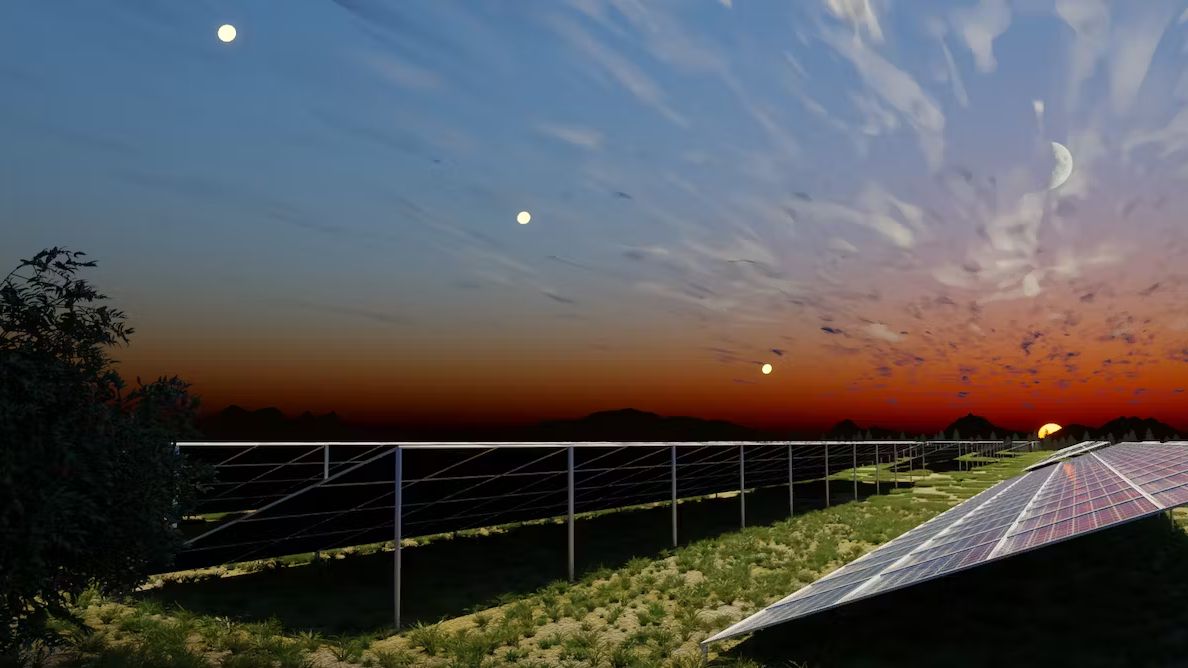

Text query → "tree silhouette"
[0,248,204,655]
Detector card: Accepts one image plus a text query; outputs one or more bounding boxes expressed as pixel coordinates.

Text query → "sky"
[5,0,1188,434]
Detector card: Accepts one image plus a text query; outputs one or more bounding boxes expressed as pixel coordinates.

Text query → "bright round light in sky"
[761,363,773,375]
[217,24,237,43]
[1037,422,1062,439]
[516,210,532,225]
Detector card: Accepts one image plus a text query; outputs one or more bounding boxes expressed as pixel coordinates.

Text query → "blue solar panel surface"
[707,442,1188,644]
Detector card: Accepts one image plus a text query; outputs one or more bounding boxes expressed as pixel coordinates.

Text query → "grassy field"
[25,450,1188,667]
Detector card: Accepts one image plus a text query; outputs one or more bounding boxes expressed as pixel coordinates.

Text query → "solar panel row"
[174,440,1011,569]
[1023,440,1110,472]
[705,441,1188,645]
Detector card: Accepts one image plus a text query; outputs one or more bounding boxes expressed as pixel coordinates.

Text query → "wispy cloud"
[360,52,444,90]
[866,322,904,343]
[819,26,947,170]
[548,16,689,128]
[825,0,885,44]
[951,0,1011,73]
[537,122,604,149]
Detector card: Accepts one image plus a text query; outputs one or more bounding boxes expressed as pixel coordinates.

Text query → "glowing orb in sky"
[1049,142,1072,190]
[761,363,773,375]
[217,24,238,43]
[516,211,532,225]
[1037,422,1063,439]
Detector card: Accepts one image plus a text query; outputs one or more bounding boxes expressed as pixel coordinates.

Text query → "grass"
[37,449,1188,667]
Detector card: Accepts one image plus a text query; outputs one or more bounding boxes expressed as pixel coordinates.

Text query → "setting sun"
[1038,423,1063,439]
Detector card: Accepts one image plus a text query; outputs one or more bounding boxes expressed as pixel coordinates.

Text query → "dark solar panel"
[182,443,393,513]
[174,440,1018,569]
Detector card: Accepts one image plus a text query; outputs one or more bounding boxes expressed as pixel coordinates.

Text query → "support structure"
[316,444,330,562]
[670,444,678,548]
[874,443,880,495]
[787,444,794,516]
[824,444,830,507]
[739,444,746,529]
[893,445,898,487]
[851,442,858,501]
[567,446,575,581]
[393,446,402,630]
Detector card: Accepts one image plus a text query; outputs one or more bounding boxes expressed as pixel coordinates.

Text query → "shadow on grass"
[142,477,911,635]
[724,514,1188,668]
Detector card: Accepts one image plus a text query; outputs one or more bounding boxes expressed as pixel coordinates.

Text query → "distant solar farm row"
[174,440,1022,570]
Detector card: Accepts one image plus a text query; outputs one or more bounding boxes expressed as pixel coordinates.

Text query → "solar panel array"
[705,441,1188,644]
[183,443,395,513]
[174,440,1013,569]
[1023,440,1111,472]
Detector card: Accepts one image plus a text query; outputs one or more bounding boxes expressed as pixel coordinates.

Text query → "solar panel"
[1096,442,1188,507]
[173,437,1021,565]
[174,440,1023,569]
[705,442,1188,645]
[181,442,397,513]
[1023,440,1110,472]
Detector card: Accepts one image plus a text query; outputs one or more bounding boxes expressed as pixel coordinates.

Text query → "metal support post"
[787,444,794,516]
[316,444,330,562]
[851,442,858,501]
[567,446,575,581]
[824,443,830,507]
[393,446,402,630]
[893,445,898,487]
[874,443,880,495]
[739,444,746,529]
[670,445,678,548]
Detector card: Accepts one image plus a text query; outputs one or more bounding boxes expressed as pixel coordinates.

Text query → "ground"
[23,451,1188,667]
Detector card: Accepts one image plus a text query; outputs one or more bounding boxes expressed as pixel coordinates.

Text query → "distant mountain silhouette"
[198,405,358,440]
[1057,424,1098,442]
[194,405,1182,443]
[825,419,899,440]
[529,408,775,441]
[1058,416,1180,441]
[1100,416,1180,440]
[942,413,1013,439]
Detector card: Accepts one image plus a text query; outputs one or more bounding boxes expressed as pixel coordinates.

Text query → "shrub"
[0,248,205,656]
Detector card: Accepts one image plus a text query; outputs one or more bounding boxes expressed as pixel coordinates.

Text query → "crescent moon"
[1049,141,1073,190]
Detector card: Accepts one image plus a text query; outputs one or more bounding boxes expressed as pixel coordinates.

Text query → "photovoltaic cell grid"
[174,440,1011,569]
[705,441,1188,645]
[1097,443,1188,507]
[1023,440,1110,472]
[723,478,1019,628]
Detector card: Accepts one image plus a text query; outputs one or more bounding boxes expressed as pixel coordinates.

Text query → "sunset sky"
[5,1,1188,434]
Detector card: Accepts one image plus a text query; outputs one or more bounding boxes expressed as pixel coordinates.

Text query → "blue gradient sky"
[5,0,1188,431]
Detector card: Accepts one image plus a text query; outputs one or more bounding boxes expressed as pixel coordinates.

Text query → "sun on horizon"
[1038,423,1063,439]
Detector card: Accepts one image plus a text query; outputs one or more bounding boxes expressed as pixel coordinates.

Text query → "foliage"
[0,248,204,655]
